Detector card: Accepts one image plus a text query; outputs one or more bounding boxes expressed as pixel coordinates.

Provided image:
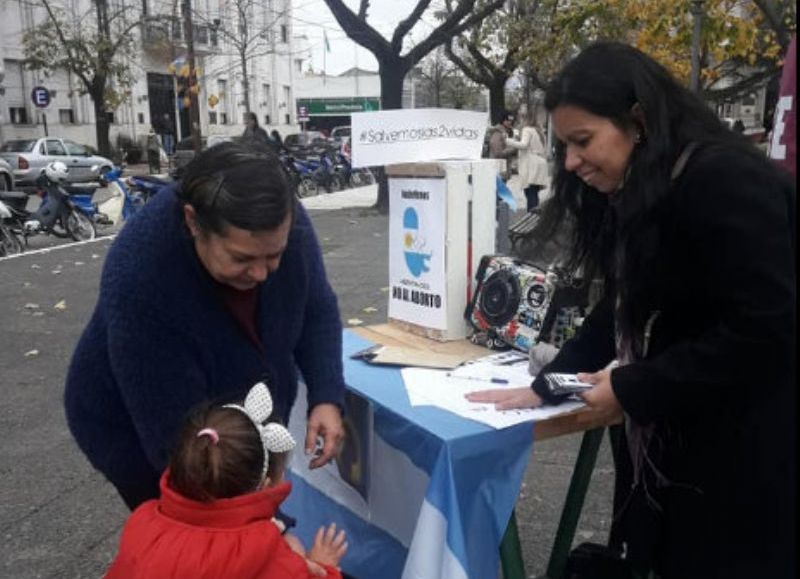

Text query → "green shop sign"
[297,98,381,116]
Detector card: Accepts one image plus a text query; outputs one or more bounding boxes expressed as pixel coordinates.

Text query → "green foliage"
[22,0,137,109]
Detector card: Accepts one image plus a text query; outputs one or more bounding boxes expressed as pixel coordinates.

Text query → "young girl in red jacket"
[105,382,348,578]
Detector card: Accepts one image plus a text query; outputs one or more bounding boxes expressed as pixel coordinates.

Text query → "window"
[107,112,115,124]
[59,108,75,124]
[220,112,228,125]
[195,25,208,45]
[46,139,67,156]
[281,24,287,43]
[138,112,145,124]
[210,27,218,47]
[172,19,183,41]
[64,140,88,155]
[9,107,28,124]
[285,113,290,124]
[262,83,271,107]
[264,114,270,125]
[209,111,217,124]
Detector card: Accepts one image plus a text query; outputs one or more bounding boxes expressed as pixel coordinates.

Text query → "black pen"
[446,373,509,385]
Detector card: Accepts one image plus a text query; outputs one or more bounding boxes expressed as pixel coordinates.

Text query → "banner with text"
[389,177,447,329]
[351,108,488,168]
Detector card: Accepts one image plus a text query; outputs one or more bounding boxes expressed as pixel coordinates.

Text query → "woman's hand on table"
[305,403,345,469]
[465,387,542,410]
[575,369,624,425]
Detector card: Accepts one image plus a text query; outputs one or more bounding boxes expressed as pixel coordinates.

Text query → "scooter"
[0,174,96,242]
[125,174,172,204]
[0,198,24,256]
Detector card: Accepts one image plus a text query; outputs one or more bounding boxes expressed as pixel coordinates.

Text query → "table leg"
[500,509,526,578]
[544,427,605,579]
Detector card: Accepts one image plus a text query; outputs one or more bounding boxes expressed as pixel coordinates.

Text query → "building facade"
[0,0,303,154]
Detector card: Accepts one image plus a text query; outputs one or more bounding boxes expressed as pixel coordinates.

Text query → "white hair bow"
[224,382,296,479]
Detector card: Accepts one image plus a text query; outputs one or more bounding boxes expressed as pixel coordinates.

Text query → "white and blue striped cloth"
[285,331,534,579]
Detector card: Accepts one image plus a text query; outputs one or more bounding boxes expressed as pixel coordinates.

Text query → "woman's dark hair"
[177,140,294,234]
[168,404,290,502]
[536,41,756,337]
[244,111,259,126]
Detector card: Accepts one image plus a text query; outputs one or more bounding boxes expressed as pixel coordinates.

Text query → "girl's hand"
[308,523,348,568]
[576,370,624,425]
[465,387,542,410]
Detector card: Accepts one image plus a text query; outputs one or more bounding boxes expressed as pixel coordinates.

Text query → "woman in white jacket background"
[507,114,550,211]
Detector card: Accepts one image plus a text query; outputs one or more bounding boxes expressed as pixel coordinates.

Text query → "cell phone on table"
[543,373,593,397]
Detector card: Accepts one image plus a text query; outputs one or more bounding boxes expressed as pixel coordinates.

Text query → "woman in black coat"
[468,42,795,578]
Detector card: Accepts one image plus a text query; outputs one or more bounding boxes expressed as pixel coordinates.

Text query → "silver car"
[0,157,14,191]
[0,137,113,186]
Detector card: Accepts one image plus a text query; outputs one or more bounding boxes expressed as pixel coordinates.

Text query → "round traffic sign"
[31,86,51,108]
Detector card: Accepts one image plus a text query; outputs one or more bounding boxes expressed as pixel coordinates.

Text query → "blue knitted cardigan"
[64,187,345,487]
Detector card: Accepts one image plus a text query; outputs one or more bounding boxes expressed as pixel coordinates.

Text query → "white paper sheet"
[401,367,585,430]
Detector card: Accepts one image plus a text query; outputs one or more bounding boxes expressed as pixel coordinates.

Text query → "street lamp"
[689,0,705,93]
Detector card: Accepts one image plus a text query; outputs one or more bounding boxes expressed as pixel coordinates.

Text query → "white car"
[0,137,113,186]
[0,158,14,190]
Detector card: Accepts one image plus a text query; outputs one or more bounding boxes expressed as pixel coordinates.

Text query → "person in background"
[467,41,795,578]
[146,126,161,174]
[160,113,175,155]
[243,112,272,147]
[505,113,549,211]
[488,110,518,181]
[64,140,346,511]
[104,382,347,578]
[732,118,746,133]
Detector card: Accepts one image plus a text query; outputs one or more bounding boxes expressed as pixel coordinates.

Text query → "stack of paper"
[400,355,585,430]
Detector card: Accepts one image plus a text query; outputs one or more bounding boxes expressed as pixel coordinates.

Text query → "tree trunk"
[91,88,112,158]
[241,51,251,113]
[372,62,408,214]
[489,78,507,125]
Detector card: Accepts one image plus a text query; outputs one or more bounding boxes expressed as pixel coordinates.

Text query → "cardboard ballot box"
[386,159,502,341]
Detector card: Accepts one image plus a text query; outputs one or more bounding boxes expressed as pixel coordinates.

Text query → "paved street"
[0,181,614,578]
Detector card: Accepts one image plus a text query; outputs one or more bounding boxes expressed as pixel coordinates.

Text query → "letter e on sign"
[31,86,51,109]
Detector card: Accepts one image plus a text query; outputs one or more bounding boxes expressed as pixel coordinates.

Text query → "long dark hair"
[177,140,294,235]
[537,41,756,337]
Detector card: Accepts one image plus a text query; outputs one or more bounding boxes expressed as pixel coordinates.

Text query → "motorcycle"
[0,198,24,256]
[0,175,96,243]
[125,174,172,204]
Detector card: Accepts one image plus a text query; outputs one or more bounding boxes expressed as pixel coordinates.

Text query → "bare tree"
[322,0,506,212]
[23,0,139,156]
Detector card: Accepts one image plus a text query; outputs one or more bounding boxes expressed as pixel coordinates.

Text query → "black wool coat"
[533,143,796,579]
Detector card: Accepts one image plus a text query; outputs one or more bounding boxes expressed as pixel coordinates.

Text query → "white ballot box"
[386,159,502,341]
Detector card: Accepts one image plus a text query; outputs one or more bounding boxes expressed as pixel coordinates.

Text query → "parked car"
[283,131,329,153]
[330,125,351,145]
[0,158,15,191]
[0,137,113,186]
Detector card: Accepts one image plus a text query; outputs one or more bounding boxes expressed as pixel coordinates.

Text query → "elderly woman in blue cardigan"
[64,141,346,510]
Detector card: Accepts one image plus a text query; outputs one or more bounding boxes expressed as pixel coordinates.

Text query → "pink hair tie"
[196,428,220,445]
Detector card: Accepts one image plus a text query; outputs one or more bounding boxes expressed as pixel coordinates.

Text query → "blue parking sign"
[31,86,51,108]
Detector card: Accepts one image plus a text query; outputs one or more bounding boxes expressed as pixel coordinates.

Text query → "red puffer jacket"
[105,471,341,579]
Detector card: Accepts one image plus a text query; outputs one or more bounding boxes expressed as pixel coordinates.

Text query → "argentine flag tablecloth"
[285,331,534,579]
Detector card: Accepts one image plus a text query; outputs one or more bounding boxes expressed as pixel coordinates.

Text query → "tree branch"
[391,0,433,53]
[445,39,492,85]
[322,0,391,58]
[405,0,505,66]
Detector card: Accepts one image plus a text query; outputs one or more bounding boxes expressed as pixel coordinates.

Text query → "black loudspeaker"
[465,255,557,352]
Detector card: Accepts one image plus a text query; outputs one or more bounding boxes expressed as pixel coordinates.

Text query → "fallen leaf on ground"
[31,264,40,269]
[54,300,67,311]
[74,261,85,266]
[24,350,39,357]
[347,318,364,326]
[24,303,40,310]
[362,307,378,313]
[91,254,100,259]
[51,270,62,275]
